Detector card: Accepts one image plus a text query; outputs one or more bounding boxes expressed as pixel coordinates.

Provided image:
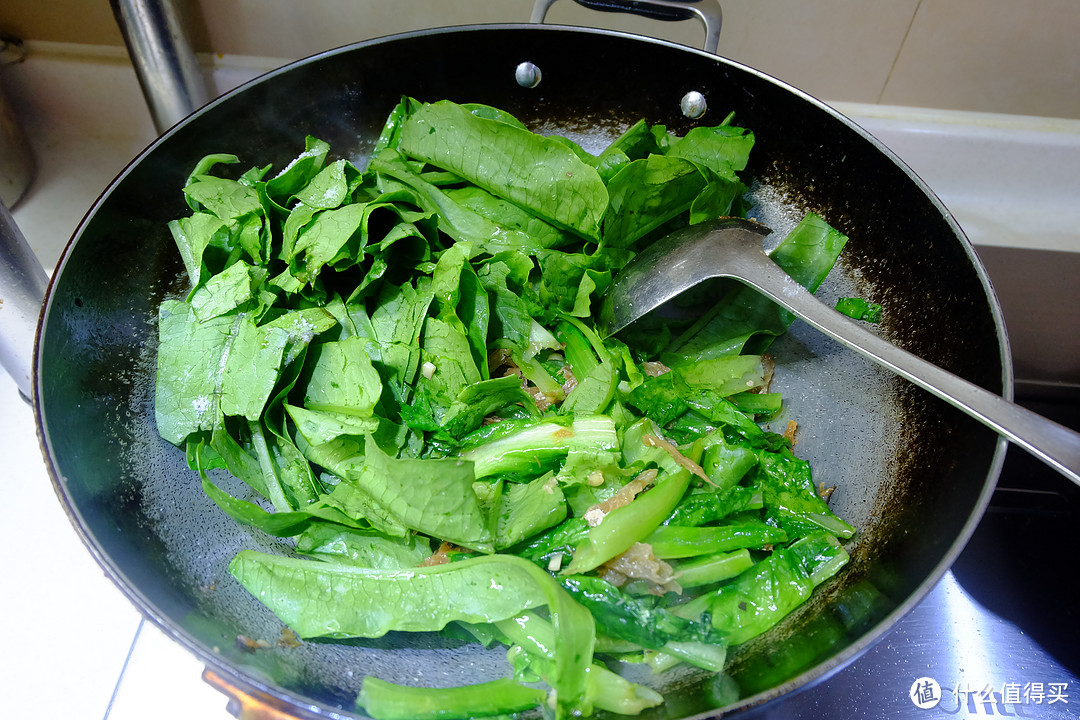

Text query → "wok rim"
[31,22,1011,718]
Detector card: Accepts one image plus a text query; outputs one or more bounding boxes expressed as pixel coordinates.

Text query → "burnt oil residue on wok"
[34,25,1006,719]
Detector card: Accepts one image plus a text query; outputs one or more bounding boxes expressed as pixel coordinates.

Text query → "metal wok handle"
[531,0,723,54]
[0,200,47,400]
[727,242,1080,488]
[203,667,310,720]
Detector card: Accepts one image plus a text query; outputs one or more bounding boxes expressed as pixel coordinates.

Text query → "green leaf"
[461,416,618,480]
[335,437,493,551]
[665,125,755,181]
[707,547,813,645]
[230,552,597,718]
[183,174,264,220]
[167,213,233,290]
[294,158,361,210]
[296,525,431,569]
[644,520,789,559]
[441,376,540,439]
[370,150,546,256]
[219,317,312,422]
[603,155,706,248]
[787,531,850,586]
[495,475,567,550]
[559,575,726,670]
[562,466,693,575]
[357,677,545,720]
[835,296,883,323]
[399,100,607,241]
[229,551,541,637]
[431,242,490,379]
[534,251,613,318]
[288,203,368,283]
[664,485,762,527]
[155,300,237,445]
[300,336,384,417]
[445,185,575,250]
[672,549,755,588]
[188,260,267,322]
[496,611,662,715]
[182,153,240,210]
[286,404,381,445]
[756,448,856,540]
[263,135,330,203]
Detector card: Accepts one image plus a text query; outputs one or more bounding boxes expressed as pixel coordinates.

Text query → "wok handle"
[0,200,47,400]
[531,0,723,54]
[203,667,308,720]
[732,246,1080,488]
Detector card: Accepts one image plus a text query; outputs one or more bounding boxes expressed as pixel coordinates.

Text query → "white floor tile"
[0,371,143,720]
[105,621,233,720]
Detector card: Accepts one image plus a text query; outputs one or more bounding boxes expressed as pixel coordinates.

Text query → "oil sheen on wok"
[153,96,861,719]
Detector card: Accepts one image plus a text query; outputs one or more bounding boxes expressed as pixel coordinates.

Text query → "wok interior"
[36,26,1005,718]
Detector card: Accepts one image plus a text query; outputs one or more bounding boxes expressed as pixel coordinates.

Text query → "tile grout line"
[102,617,146,720]
[878,0,925,104]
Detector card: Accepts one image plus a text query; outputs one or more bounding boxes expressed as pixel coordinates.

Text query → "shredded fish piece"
[236,635,272,653]
[526,384,557,412]
[643,361,671,377]
[560,364,578,395]
[277,628,302,649]
[583,507,607,528]
[419,541,458,567]
[783,420,798,444]
[599,542,682,595]
[818,482,837,503]
[642,433,713,484]
[761,353,775,387]
[583,468,658,527]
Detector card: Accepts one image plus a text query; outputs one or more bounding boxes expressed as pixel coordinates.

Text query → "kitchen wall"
[1,0,1078,120]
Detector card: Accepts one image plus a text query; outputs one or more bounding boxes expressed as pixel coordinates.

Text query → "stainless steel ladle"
[598,216,1080,487]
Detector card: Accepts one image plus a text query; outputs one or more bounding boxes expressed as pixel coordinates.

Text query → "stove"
[741,386,1080,719]
[3,48,1079,720]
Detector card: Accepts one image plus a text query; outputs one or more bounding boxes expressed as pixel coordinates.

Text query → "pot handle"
[531,0,723,54]
[0,200,47,400]
[203,667,310,720]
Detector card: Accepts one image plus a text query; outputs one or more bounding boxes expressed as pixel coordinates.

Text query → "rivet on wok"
[515,62,542,88]
[681,91,707,119]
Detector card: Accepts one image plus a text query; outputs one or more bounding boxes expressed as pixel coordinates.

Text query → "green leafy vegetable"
[357,676,546,720]
[154,97,856,719]
[835,296,883,323]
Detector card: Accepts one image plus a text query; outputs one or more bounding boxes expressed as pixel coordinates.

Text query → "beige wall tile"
[882,0,1080,119]
[0,0,122,46]
[189,0,922,107]
[192,0,538,59]
[0,1,922,108]
[547,0,923,104]
[707,0,920,103]
[4,1,1077,120]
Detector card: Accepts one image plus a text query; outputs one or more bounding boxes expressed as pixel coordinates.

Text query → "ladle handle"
[0,200,47,400]
[732,247,1080,487]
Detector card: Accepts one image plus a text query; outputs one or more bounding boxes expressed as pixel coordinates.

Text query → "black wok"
[30,24,1005,718]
